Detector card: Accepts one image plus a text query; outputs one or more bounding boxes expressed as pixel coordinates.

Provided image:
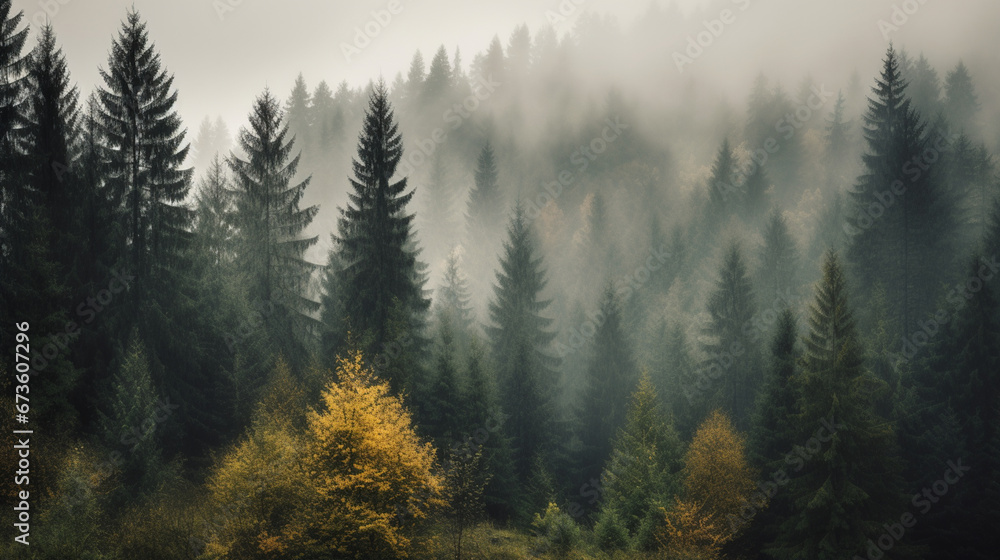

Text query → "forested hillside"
[1,1,998,558]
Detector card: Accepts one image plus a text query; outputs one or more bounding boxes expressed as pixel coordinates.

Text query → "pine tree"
[466,140,503,243]
[435,246,475,334]
[98,334,172,510]
[331,80,428,390]
[741,163,770,222]
[766,251,904,560]
[98,8,193,319]
[598,372,683,545]
[284,73,311,155]
[0,0,31,358]
[193,155,232,267]
[700,242,761,430]
[421,45,451,106]
[576,284,638,484]
[904,53,943,119]
[944,61,979,136]
[847,45,957,339]
[756,209,799,302]
[825,90,851,187]
[486,202,559,486]
[23,24,81,268]
[425,313,463,447]
[706,138,737,217]
[744,309,799,555]
[227,90,320,367]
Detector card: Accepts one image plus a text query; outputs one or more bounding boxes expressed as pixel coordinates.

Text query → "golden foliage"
[658,409,757,559]
[205,350,445,559]
[293,349,446,557]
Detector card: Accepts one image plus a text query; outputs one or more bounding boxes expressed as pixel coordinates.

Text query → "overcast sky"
[13,0,1000,141]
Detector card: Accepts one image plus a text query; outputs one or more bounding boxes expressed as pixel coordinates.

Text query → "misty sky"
[15,0,1000,148]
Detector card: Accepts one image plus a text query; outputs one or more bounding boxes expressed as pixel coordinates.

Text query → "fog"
[3,0,999,557]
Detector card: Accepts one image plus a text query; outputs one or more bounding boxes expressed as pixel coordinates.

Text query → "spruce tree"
[0,0,30,357]
[847,45,956,338]
[700,242,761,430]
[284,73,311,155]
[486,202,559,486]
[227,90,320,366]
[598,372,683,544]
[435,246,475,334]
[332,80,429,388]
[98,8,193,319]
[944,61,979,137]
[766,251,904,560]
[465,139,504,273]
[744,309,799,556]
[576,284,638,484]
[706,137,736,218]
[98,334,172,510]
[756,209,799,302]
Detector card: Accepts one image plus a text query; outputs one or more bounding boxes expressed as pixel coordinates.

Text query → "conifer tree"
[847,45,957,338]
[706,138,736,217]
[227,90,320,367]
[331,81,429,387]
[766,251,904,560]
[0,0,31,355]
[486,202,559,485]
[435,246,475,334]
[701,243,761,430]
[756,209,799,302]
[744,309,799,554]
[99,335,171,510]
[98,9,193,318]
[465,140,503,256]
[284,73,311,154]
[598,372,683,546]
[944,61,979,136]
[576,284,638,484]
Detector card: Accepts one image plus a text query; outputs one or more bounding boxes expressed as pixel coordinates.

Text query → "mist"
[2,0,999,558]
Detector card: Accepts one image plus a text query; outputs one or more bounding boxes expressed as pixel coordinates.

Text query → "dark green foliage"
[700,242,761,430]
[744,309,799,555]
[766,251,905,560]
[847,45,957,339]
[227,89,320,368]
[944,61,979,136]
[576,284,638,484]
[487,203,559,489]
[756,209,799,302]
[598,372,683,541]
[98,9,193,317]
[331,81,429,389]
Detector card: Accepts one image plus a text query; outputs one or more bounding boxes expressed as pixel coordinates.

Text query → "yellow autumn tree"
[285,349,446,558]
[659,409,757,559]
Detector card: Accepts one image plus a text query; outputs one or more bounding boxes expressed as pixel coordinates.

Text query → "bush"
[531,502,581,556]
[593,508,629,551]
